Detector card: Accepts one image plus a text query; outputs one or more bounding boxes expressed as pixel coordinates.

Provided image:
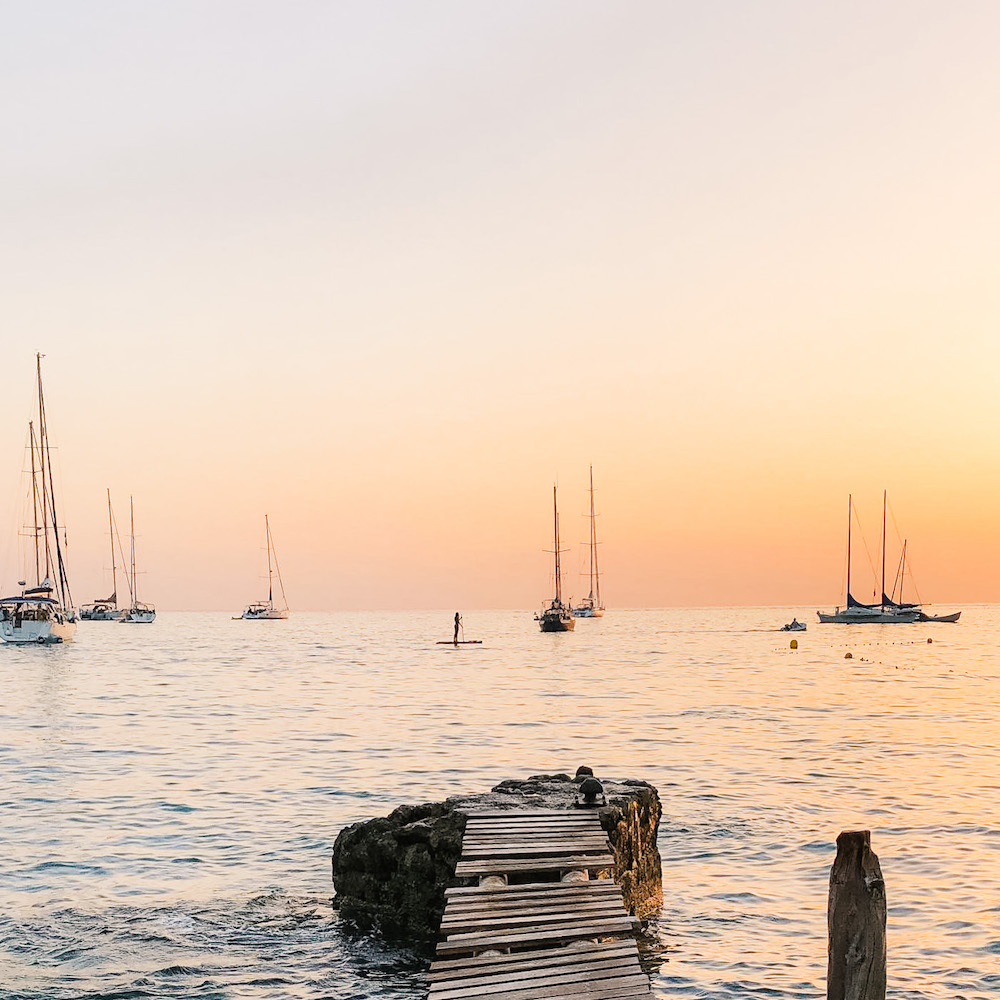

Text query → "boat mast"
[588,465,601,608]
[553,485,562,605]
[265,514,274,604]
[107,489,117,607]
[28,422,42,586]
[130,495,137,605]
[36,354,73,609]
[846,493,852,603]
[880,489,887,608]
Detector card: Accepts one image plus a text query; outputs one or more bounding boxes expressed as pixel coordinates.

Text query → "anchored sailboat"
[80,489,125,620]
[535,485,575,632]
[0,355,78,644]
[120,496,155,623]
[818,493,918,624]
[572,466,604,618]
[237,515,288,619]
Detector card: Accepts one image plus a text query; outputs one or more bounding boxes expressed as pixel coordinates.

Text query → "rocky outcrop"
[331,770,662,943]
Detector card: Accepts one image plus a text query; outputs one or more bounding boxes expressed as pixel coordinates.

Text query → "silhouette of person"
[454,612,462,644]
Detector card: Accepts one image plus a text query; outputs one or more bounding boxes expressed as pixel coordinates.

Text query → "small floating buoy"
[844,652,853,659]
[927,638,933,643]
[790,639,798,649]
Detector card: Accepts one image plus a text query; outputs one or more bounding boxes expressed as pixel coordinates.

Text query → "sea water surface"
[1,607,999,999]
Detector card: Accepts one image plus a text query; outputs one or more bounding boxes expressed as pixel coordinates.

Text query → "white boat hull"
[121,610,155,623]
[241,608,288,620]
[0,617,76,644]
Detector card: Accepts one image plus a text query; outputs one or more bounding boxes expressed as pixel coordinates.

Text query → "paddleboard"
[435,640,483,645]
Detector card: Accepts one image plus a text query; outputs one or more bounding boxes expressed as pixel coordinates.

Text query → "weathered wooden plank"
[445,879,620,898]
[429,968,649,1000]
[444,898,625,921]
[442,905,627,934]
[435,916,636,955]
[429,939,637,977]
[460,844,611,859]
[430,973,651,1000]
[455,854,614,876]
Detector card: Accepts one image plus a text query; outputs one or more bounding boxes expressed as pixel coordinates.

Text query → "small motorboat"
[780,619,807,632]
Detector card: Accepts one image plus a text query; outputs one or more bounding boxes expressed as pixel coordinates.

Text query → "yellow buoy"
[790,639,798,649]
[844,651,853,659]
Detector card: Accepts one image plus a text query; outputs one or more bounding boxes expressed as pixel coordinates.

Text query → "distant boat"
[237,515,288,620]
[780,619,807,632]
[0,355,78,644]
[81,489,125,621]
[535,485,575,632]
[817,494,919,624]
[572,466,604,618]
[120,496,155,623]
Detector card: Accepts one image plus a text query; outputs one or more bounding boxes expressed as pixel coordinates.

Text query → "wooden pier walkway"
[428,809,652,999]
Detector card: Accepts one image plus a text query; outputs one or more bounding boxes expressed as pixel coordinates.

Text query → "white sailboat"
[0,355,78,644]
[535,485,575,632]
[572,466,604,618]
[237,515,288,620]
[80,489,125,620]
[120,496,155,623]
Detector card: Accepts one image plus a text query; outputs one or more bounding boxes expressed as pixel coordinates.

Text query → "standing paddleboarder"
[454,612,462,644]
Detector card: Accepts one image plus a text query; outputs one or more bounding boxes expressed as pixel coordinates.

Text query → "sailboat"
[120,496,155,623]
[0,355,78,644]
[535,485,575,632]
[572,466,604,618]
[817,493,918,624]
[237,515,288,619]
[80,489,125,620]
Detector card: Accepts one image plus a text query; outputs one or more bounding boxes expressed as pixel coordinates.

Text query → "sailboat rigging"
[0,355,78,644]
[81,489,125,620]
[120,496,156,623]
[237,515,288,620]
[535,485,575,632]
[572,466,604,618]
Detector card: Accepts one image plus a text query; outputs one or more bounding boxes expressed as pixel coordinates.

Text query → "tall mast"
[29,422,42,585]
[553,485,562,604]
[846,493,852,602]
[588,465,600,607]
[130,495,137,604]
[107,489,117,606]
[36,357,52,584]
[265,514,274,604]
[880,489,887,607]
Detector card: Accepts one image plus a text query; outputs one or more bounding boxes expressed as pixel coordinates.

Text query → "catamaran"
[0,355,78,644]
[237,515,288,619]
[120,496,155,623]
[572,466,604,618]
[535,485,575,632]
[80,489,125,620]
[817,493,918,624]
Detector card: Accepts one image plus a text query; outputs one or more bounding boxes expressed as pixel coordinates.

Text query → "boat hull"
[121,611,156,623]
[917,611,961,623]
[817,608,920,623]
[539,614,575,632]
[81,607,124,621]
[0,617,76,644]
[241,608,288,620]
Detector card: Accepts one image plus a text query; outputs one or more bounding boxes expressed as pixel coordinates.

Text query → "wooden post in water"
[827,829,886,1000]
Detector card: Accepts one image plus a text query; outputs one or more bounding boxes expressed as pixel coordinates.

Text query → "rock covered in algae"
[331,770,662,943]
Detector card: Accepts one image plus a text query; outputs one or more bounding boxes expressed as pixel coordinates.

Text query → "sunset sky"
[2,1,999,610]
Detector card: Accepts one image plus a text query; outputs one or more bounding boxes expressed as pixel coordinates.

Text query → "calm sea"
[1,607,998,999]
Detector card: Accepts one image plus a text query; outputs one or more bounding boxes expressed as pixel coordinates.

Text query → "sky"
[2,1,999,610]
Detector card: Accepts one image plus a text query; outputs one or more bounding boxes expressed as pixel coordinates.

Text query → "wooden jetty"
[429,809,652,999]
